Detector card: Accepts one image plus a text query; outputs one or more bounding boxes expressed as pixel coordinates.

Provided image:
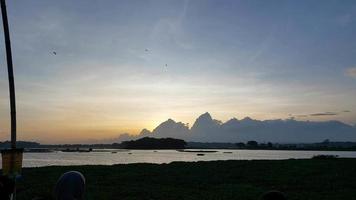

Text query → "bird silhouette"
[52,51,57,55]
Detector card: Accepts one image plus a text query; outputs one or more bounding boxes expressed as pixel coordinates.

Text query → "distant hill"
[117,112,356,143]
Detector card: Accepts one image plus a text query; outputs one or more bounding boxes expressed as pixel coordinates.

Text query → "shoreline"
[20,148,356,153]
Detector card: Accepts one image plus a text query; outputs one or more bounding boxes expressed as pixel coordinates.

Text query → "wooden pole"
[0,0,17,149]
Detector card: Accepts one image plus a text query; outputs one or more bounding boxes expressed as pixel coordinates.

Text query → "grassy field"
[15,158,356,200]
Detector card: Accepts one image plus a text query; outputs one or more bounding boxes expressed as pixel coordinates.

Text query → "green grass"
[15,159,356,200]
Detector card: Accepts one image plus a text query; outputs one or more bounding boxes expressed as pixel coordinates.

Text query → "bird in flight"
[145,49,149,52]
[52,51,57,55]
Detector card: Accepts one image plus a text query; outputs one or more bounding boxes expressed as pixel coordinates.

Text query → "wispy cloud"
[310,112,338,116]
[294,114,309,118]
[346,67,356,78]
[335,13,354,26]
[291,110,352,118]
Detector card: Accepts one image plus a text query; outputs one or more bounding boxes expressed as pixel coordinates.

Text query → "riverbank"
[16,158,356,200]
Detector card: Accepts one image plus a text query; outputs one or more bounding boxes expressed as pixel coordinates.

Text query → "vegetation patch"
[10,158,356,200]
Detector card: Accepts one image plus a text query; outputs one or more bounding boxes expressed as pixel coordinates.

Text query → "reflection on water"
[1,149,356,168]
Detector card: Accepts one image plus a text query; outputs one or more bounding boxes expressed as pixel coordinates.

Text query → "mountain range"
[116,112,356,143]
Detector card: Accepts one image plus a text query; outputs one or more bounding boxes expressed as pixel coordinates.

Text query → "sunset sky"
[1,0,356,143]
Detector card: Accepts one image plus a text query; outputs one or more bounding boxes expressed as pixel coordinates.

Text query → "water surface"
[1,149,356,168]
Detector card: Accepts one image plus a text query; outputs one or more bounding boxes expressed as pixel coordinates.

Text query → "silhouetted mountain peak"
[223,118,239,126]
[154,119,177,130]
[241,117,253,122]
[197,112,213,121]
[150,118,190,139]
[166,118,176,124]
[228,117,239,122]
[140,128,151,135]
[191,112,221,134]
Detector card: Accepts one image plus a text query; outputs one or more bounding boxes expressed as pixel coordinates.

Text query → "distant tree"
[322,139,330,144]
[111,143,124,148]
[247,141,258,148]
[122,137,186,149]
[267,142,273,148]
[235,142,245,148]
[259,143,266,148]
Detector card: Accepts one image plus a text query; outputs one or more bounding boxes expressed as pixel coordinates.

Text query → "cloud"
[295,115,309,118]
[310,112,338,116]
[346,67,356,78]
[335,14,354,26]
[291,110,351,118]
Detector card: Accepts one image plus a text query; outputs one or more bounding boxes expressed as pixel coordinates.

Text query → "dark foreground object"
[14,159,356,200]
[260,191,287,200]
[0,175,14,200]
[54,171,85,200]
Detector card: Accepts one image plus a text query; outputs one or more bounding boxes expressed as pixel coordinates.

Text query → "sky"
[0,0,356,143]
